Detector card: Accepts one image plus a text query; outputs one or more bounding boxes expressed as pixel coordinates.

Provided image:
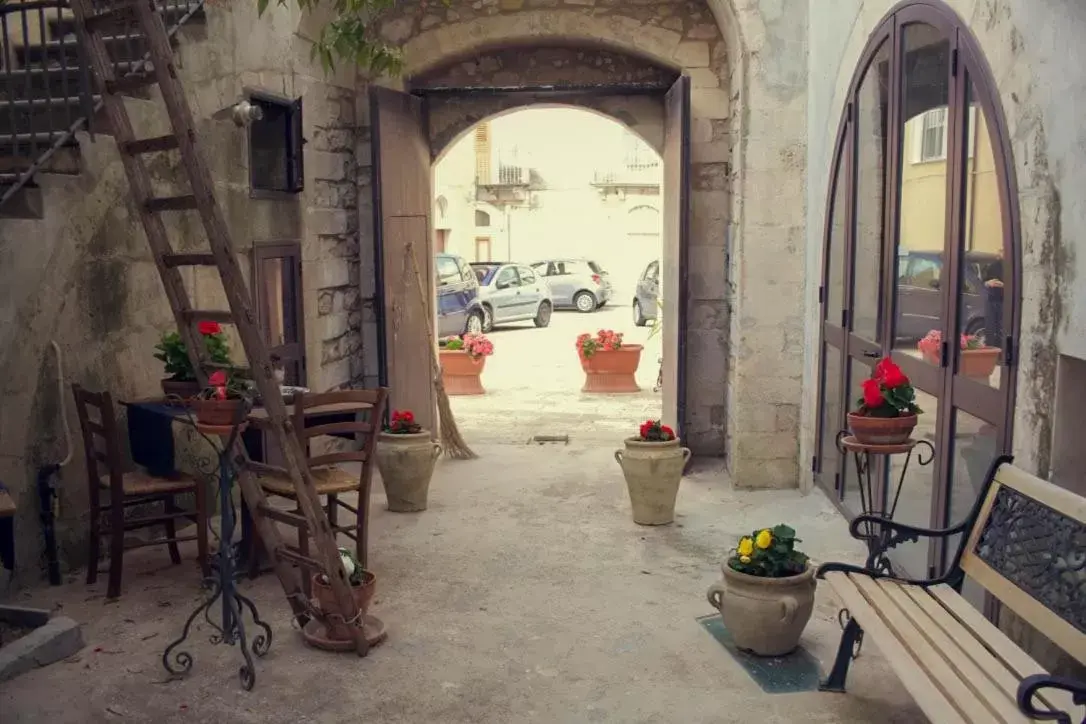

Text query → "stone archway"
[356,1,811,488]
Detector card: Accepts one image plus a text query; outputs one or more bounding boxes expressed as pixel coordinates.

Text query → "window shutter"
[288,96,304,193]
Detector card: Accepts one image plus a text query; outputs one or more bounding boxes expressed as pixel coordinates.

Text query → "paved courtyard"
[0,441,925,723]
[450,302,663,446]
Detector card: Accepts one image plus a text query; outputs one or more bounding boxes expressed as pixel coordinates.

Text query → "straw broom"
[403,239,477,460]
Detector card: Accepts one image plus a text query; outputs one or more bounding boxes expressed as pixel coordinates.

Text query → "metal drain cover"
[528,434,569,445]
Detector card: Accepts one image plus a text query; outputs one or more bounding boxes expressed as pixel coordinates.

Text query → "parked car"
[894,250,999,342]
[469,262,554,332]
[436,253,485,337]
[632,260,660,327]
[529,258,612,313]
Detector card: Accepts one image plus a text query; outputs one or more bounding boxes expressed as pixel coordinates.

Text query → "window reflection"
[958,80,1005,389]
[894,24,950,365]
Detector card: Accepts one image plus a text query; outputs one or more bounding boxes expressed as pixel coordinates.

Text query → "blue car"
[436,253,485,337]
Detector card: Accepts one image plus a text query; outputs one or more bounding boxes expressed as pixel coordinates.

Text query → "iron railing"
[477,164,527,186]
[592,160,660,186]
[0,0,206,209]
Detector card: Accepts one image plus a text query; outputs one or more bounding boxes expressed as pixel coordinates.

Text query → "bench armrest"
[848,513,971,547]
[1017,674,1086,724]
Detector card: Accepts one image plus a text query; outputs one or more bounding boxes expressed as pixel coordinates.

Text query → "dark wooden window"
[813,2,1020,584]
[249,92,304,194]
[252,243,306,386]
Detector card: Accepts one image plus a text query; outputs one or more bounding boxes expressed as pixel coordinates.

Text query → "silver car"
[529,258,612,313]
[470,262,554,333]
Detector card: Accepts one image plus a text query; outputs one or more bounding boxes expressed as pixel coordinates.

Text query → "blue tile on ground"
[697,614,822,694]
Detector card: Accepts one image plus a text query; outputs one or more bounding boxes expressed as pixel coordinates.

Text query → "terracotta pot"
[960,347,999,380]
[847,412,917,446]
[614,436,691,525]
[375,431,442,512]
[161,378,201,401]
[192,398,245,427]
[918,346,941,365]
[439,350,487,395]
[311,571,376,641]
[580,344,643,393]
[706,563,816,656]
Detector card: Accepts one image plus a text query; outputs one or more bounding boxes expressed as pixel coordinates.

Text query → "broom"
[402,239,477,460]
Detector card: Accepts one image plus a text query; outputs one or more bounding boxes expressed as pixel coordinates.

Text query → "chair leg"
[356,487,368,571]
[164,495,182,565]
[106,495,126,599]
[298,507,311,599]
[194,482,210,580]
[820,617,863,693]
[86,506,101,586]
[327,494,338,540]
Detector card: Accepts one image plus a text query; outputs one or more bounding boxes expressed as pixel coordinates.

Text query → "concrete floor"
[0,442,925,723]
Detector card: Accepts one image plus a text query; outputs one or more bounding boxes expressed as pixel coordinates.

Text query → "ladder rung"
[257,504,306,528]
[105,72,156,96]
[275,546,321,572]
[123,135,179,155]
[162,252,216,267]
[182,309,233,323]
[146,195,197,212]
[204,361,250,372]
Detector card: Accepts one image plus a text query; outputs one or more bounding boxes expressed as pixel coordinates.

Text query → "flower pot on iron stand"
[192,398,246,427]
[846,412,918,446]
[706,563,816,656]
[614,436,690,525]
[439,350,487,396]
[375,431,442,512]
[581,345,643,393]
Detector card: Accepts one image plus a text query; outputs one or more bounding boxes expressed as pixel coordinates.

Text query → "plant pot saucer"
[300,615,387,652]
[838,435,917,455]
[194,421,249,436]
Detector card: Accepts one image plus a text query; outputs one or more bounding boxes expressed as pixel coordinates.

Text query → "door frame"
[251,240,306,386]
[813,1,1022,578]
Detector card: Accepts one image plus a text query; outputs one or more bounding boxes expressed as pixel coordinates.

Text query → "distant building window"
[475,210,491,227]
[249,93,304,194]
[914,106,947,163]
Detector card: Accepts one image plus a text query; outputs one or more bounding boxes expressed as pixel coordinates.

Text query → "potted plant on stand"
[847,358,922,445]
[311,547,376,642]
[706,525,815,656]
[577,329,643,393]
[614,419,691,525]
[375,409,442,512]
[438,333,493,395]
[154,321,232,400]
[192,369,249,428]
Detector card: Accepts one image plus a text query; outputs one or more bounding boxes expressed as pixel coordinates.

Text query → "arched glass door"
[814,3,1019,580]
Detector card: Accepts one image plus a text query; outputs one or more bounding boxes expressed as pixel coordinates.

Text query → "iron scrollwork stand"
[831,430,934,658]
[162,404,272,690]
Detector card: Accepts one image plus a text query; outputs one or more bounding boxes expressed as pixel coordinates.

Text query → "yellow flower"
[737,537,754,557]
[755,529,773,550]
[739,555,751,564]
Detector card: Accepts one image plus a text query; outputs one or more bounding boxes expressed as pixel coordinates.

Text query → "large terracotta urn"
[375,431,442,512]
[580,344,643,393]
[706,563,816,656]
[439,350,486,396]
[614,436,690,525]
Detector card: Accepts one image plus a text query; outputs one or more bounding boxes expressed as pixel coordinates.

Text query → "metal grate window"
[916,106,947,162]
[249,93,304,194]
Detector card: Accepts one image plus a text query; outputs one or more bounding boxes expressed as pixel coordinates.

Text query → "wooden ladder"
[70,0,370,655]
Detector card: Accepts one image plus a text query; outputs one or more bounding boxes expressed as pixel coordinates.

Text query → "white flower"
[338,547,355,578]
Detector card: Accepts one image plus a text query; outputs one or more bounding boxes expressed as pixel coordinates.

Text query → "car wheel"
[633,299,647,327]
[481,304,494,333]
[574,291,597,313]
[465,310,484,335]
[965,318,986,341]
[534,301,552,328]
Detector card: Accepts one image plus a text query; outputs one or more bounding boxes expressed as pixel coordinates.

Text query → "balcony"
[476,164,531,205]
[592,161,661,189]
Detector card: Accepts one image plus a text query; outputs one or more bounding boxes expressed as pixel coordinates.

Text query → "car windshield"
[588,261,607,274]
[470,263,501,285]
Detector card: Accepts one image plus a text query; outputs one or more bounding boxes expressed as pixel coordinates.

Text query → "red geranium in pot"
[154,321,232,401]
[576,329,642,393]
[847,358,923,445]
[192,369,249,428]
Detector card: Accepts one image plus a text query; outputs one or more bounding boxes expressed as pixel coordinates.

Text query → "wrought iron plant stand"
[162,402,272,690]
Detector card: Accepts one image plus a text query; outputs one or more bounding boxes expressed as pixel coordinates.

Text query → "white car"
[470,262,554,333]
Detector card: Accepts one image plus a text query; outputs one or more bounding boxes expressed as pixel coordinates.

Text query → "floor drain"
[528,434,569,445]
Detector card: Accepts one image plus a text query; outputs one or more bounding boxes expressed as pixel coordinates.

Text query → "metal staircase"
[0,0,205,213]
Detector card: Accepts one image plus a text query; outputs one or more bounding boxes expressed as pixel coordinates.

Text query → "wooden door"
[661,75,690,435]
[370,87,436,433]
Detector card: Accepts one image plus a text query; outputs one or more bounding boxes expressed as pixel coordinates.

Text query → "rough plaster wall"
[362,0,773,464]
[803,0,1086,675]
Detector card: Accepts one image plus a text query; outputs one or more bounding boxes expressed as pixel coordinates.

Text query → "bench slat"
[930,584,1083,719]
[851,574,996,724]
[877,579,1030,724]
[823,572,967,724]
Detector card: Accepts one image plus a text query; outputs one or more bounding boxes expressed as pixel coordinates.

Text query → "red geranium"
[861,378,884,408]
[386,409,422,435]
[855,358,922,418]
[198,321,222,336]
[874,358,908,389]
[208,370,228,400]
[638,419,675,442]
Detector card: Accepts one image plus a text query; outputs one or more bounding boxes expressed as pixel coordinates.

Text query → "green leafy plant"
[728,525,809,578]
[154,322,232,381]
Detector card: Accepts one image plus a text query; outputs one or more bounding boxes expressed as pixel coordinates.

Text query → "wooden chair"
[72,385,210,599]
[251,388,388,596]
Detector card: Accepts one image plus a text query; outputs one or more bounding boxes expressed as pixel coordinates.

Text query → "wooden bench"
[817,455,1086,724]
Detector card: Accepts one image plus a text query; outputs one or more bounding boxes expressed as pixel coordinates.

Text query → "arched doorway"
[813,1,1020,578]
